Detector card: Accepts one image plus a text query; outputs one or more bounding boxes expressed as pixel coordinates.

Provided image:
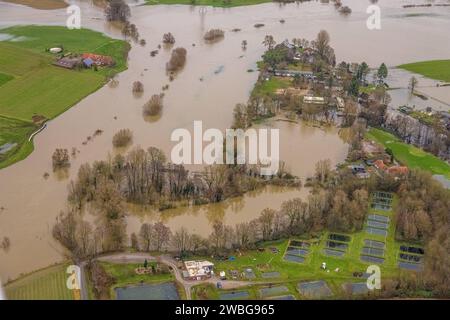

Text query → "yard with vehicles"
[0,25,130,168]
[398,60,450,82]
[366,128,450,178]
[4,263,74,300]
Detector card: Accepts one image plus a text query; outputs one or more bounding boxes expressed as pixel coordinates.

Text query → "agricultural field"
[0,25,130,168]
[398,60,450,82]
[4,264,74,300]
[191,193,423,299]
[146,0,271,8]
[366,128,450,178]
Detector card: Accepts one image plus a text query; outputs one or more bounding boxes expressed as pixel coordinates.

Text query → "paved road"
[79,253,269,300]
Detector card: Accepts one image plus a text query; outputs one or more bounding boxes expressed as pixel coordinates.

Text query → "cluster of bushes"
[162,32,176,44]
[166,47,187,72]
[112,129,133,148]
[52,148,70,170]
[143,94,164,116]
[203,29,225,41]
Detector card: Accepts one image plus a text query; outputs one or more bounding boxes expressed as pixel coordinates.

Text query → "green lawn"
[190,196,417,299]
[4,264,74,300]
[146,0,271,8]
[0,26,130,169]
[0,72,14,87]
[366,128,450,178]
[398,60,450,82]
[252,76,291,96]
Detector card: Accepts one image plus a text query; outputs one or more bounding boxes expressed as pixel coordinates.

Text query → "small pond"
[115,282,179,300]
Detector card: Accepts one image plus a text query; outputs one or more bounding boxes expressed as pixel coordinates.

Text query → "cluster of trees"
[162,32,176,45]
[143,94,164,116]
[66,146,297,212]
[0,236,10,252]
[112,128,133,148]
[52,148,70,170]
[232,97,277,129]
[204,29,225,41]
[132,81,144,94]
[166,47,187,72]
[105,0,130,22]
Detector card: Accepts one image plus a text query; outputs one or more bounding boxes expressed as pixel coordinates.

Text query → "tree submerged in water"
[166,47,187,72]
[143,94,164,116]
[105,0,131,23]
[52,148,70,170]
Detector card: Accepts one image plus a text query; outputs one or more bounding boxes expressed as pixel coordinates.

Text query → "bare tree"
[153,222,171,251]
[172,227,191,255]
[139,223,154,252]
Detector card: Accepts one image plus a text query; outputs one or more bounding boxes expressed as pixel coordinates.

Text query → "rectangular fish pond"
[286,247,309,256]
[297,280,333,298]
[283,254,305,263]
[259,286,289,298]
[115,282,180,300]
[328,233,351,242]
[364,239,385,249]
[366,227,388,236]
[219,291,250,300]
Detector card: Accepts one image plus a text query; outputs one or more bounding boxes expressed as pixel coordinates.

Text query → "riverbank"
[398,60,450,83]
[0,25,130,169]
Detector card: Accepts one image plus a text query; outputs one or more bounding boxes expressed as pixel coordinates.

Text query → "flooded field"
[0,0,449,281]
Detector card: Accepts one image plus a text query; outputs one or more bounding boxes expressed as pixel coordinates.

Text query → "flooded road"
[0,0,449,280]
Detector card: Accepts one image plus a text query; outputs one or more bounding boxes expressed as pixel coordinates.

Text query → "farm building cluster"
[49,47,115,70]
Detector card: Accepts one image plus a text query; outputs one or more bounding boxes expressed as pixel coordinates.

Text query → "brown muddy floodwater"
[0,0,449,281]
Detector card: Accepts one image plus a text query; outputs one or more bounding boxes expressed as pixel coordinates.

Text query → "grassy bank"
[146,0,271,8]
[4,264,74,300]
[366,128,450,178]
[0,25,130,169]
[398,60,450,82]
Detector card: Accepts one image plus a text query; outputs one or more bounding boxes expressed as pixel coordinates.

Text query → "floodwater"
[0,0,450,281]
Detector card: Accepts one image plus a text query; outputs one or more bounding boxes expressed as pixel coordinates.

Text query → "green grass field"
[398,60,450,82]
[146,0,271,8]
[4,264,74,300]
[0,72,14,87]
[366,128,450,178]
[190,196,419,299]
[0,25,129,168]
[252,76,291,96]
